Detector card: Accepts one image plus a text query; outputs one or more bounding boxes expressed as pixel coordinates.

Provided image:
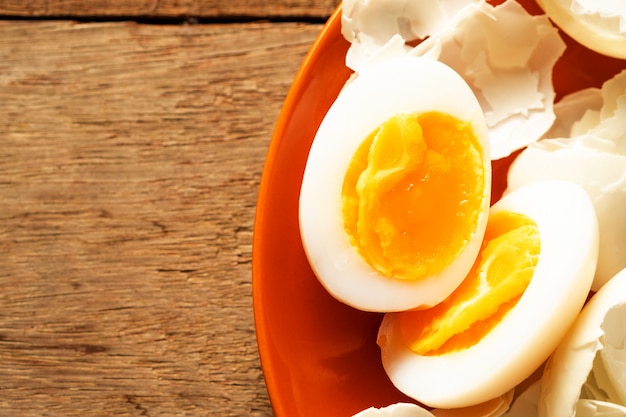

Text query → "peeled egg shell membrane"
[542,87,602,139]
[535,0,626,58]
[377,180,599,408]
[596,69,626,124]
[539,268,626,417]
[575,400,626,417]
[299,56,490,313]
[503,381,541,417]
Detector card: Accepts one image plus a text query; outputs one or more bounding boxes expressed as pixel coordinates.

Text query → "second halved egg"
[377,180,599,408]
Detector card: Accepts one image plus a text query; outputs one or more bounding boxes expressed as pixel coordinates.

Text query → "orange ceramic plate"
[252,2,626,416]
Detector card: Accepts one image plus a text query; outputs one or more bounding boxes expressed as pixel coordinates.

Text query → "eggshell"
[411,0,566,160]
[503,381,541,417]
[353,403,435,417]
[341,0,477,73]
[378,180,599,408]
[542,88,602,139]
[538,268,626,417]
[299,56,491,312]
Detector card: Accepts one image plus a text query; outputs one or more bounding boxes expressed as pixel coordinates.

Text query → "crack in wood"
[125,395,150,416]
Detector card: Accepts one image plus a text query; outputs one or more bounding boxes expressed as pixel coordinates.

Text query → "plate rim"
[252,5,344,416]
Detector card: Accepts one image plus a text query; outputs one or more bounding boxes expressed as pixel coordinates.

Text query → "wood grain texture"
[0,19,324,416]
[0,0,340,18]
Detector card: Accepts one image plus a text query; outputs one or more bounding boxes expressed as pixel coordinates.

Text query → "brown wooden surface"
[0,1,338,415]
[0,0,339,18]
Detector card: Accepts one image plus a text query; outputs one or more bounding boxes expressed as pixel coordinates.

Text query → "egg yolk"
[342,111,486,281]
[391,210,540,355]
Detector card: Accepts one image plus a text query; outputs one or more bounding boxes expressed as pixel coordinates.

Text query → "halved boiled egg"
[299,56,491,312]
[377,181,599,408]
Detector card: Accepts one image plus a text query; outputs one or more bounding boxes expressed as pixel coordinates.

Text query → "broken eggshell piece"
[539,268,626,417]
[503,381,542,417]
[341,0,477,73]
[410,0,566,160]
[352,403,436,417]
[352,390,514,417]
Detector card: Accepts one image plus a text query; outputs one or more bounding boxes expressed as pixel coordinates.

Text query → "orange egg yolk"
[392,210,540,355]
[341,111,486,281]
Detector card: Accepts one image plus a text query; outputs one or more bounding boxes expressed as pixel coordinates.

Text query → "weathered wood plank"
[0,0,340,18]
[0,19,324,416]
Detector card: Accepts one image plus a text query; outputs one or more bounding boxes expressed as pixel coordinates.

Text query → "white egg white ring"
[536,0,626,59]
[378,180,599,408]
[539,268,626,417]
[298,56,491,312]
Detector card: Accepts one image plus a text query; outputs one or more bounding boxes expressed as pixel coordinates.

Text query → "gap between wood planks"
[0,13,331,25]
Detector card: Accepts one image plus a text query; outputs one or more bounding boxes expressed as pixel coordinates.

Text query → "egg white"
[298,56,491,312]
[377,180,599,408]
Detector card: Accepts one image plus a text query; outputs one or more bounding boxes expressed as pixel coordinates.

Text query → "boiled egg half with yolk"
[299,56,491,312]
[377,180,599,408]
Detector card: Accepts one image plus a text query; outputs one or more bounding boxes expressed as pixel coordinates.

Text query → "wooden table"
[0,1,340,415]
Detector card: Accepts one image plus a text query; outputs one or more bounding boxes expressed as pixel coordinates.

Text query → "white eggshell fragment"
[341,0,478,74]
[378,181,599,408]
[507,69,626,291]
[542,88,602,139]
[536,0,626,58]
[299,56,490,312]
[353,403,435,417]
[411,0,566,160]
[538,268,626,417]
